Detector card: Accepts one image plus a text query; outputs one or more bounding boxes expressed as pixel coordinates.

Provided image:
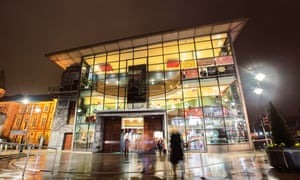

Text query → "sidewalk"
[1,149,299,179]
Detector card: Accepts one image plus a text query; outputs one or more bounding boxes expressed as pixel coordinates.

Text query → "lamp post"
[253,73,269,145]
[19,99,28,152]
[20,98,37,151]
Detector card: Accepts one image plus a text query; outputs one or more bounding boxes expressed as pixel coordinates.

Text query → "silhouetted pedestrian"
[157,138,164,155]
[169,126,184,177]
[120,129,125,154]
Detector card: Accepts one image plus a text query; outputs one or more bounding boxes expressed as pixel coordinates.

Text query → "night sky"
[1,1,300,123]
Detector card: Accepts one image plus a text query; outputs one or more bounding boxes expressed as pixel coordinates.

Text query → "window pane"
[195,41,212,50]
[149,55,163,64]
[164,45,178,54]
[120,51,133,60]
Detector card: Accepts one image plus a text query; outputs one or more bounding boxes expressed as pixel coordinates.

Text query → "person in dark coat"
[169,126,184,176]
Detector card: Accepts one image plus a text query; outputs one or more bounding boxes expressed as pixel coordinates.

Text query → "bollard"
[22,144,32,177]
[0,144,3,152]
[4,144,7,151]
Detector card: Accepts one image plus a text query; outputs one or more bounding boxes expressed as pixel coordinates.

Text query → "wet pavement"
[0,149,300,179]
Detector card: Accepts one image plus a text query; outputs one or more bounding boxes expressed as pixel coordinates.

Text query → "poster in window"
[127,64,147,103]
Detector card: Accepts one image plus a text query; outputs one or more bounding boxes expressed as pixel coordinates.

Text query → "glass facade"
[74,32,249,151]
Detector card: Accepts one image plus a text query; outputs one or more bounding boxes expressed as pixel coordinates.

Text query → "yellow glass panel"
[134,58,147,65]
[117,104,124,110]
[120,51,133,60]
[164,46,178,54]
[164,53,179,62]
[201,86,219,96]
[195,49,214,59]
[91,96,103,104]
[83,96,92,105]
[119,61,127,69]
[211,33,228,40]
[214,48,222,56]
[179,43,194,52]
[95,55,106,64]
[134,49,147,58]
[149,64,164,71]
[104,104,117,110]
[104,96,117,103]
[195,41,212,50]
[183,80,199,88]
[180,51,194,61]
[84,56,94,65]
[149,55,163,64]
[109,62,119,70]
[119,68,127,73]
[107,53,119,62]
[127,59,133,66]
[181,60,197,69]
[167,88,183,99]
[183,88,199,98]
[149,47,163,56]
[150,100,166,108]
[212,39,227,48]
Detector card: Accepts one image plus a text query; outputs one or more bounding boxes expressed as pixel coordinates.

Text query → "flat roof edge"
[46,18,248,70]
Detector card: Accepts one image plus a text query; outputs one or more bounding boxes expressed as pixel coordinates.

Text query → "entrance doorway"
[63,133,73,150]
[102,114,164,153]
[103,117,121,152]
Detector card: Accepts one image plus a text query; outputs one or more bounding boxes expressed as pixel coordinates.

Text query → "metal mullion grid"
[124,55,129,109]
[85,54,96,151]
[116,50,122,110]
[228,32,251,144]
[210,34,228,143]
[146,44,150,109]
[160,42,167,110]
[177,39,188,144]
[102,53,109,110]
[193,36,208,151]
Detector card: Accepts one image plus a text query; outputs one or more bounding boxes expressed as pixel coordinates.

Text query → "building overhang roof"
[45,18,247,70]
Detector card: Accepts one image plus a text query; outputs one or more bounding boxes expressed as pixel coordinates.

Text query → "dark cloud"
[1,0,299,118]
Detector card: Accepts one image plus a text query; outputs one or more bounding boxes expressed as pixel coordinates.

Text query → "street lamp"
[20,98,39,151]
[253,73,269,145]
[254,88,263,95]
[254,73,266,82]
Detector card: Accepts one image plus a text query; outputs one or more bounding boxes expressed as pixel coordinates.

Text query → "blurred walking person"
[169,126,184,177]
[120,129,125,155]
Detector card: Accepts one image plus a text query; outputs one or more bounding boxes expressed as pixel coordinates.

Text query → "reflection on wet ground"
[0,149,300,179]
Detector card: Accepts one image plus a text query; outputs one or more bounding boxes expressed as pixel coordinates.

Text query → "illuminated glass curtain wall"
[74,33,248,151]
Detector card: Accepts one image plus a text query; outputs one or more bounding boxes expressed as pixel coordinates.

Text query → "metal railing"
[0,141,58,178]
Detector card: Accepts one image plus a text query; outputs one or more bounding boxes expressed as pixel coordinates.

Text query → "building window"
[75,32,247,151]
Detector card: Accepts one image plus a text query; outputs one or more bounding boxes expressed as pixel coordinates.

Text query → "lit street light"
[255,73,266,82]
[253,72,269,145]
[254,88,263,95]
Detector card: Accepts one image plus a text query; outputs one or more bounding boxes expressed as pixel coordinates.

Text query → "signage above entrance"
[122,117,144,129]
